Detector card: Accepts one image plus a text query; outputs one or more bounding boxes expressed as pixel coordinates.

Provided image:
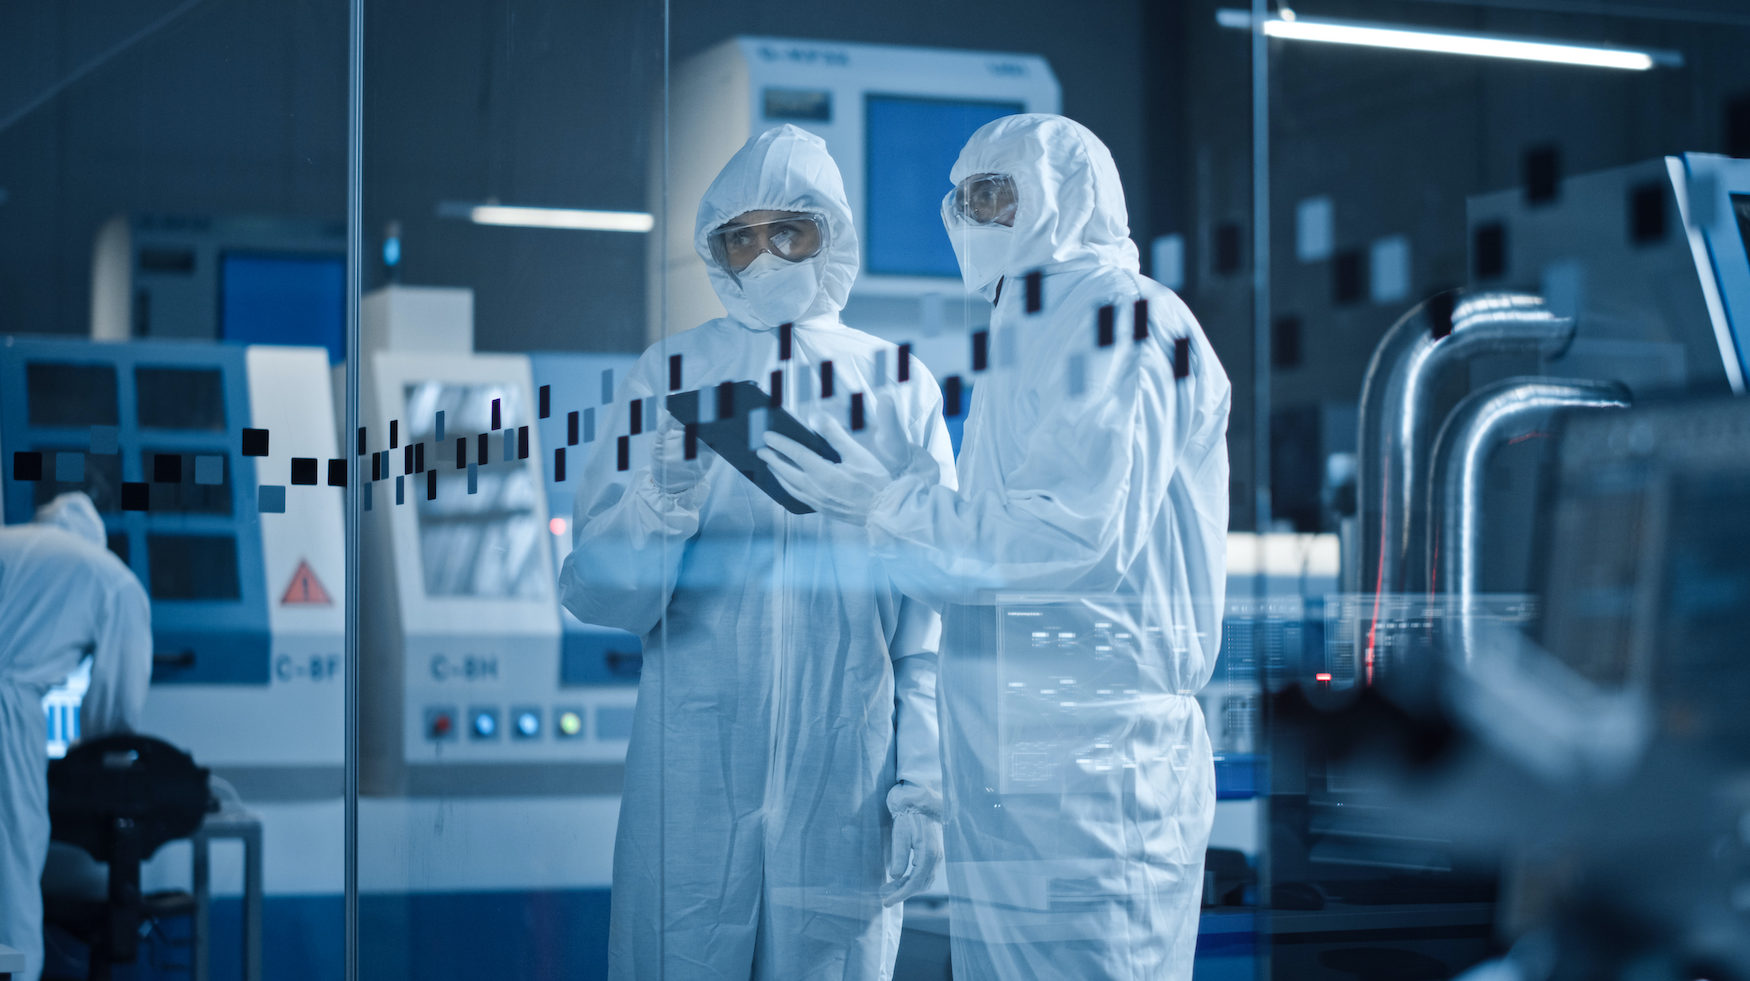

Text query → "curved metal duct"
[1353,291,1575,679]
[1355,291,1576,598]
[1427,378,1629,661]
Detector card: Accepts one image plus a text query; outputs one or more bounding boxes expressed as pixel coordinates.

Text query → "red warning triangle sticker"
[281,560,333,605]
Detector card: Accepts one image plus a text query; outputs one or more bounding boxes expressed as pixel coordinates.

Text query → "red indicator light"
[431,714,453,736]
[1315,672,1333,683]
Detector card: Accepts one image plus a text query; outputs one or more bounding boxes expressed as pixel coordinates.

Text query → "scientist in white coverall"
[0,492,153,981]
[763,113,1232,980]
[561,124,957,979]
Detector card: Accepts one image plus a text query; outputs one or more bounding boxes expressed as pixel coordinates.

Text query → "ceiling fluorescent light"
[437,202,654,232]
[1215,9,1683,70]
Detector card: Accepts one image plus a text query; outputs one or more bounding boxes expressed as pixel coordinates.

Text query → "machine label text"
[430,654,500,682]
[276,654,342,682]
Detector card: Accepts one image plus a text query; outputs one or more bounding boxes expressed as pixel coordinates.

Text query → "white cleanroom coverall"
[0,493,152,981]
[765,113,1233,981]
[561,124,956,980]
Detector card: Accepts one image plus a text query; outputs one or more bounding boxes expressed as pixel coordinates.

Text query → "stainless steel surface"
[1427,378,1628,662]
[1354,292,1575,605]
[191,810,265,981]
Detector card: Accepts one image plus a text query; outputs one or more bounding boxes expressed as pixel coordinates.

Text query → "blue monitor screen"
[865,95,1024,278]
[220,253,346,363]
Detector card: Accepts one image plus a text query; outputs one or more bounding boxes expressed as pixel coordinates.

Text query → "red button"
[431,714,453,736]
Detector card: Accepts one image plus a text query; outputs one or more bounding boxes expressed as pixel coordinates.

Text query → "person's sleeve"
[868,337,1180,608]
[80,572,152,737]
[559,355,708,637]
[889,390,957,799]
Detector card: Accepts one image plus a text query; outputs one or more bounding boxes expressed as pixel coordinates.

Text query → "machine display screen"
[43,659,91,760]
[405,382,548,601]
[864,94,1024,278]
[1540,403,1750,759]
[220,252,346,364]
[146,533,243,601]
[137,367,227,431]
[26,362,119,427]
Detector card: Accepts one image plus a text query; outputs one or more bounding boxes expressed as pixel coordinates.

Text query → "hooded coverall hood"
[35,492,105,548]
[694,124,859,330]
[946,113,1141,293]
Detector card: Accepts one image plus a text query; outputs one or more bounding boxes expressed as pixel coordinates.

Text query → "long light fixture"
[1216,8,1683,71]
[436,201,654,233]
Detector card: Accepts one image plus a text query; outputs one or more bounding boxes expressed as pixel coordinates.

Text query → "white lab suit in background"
[0,493,152,981]
[561,125,956,980]
[863,114,1232,980]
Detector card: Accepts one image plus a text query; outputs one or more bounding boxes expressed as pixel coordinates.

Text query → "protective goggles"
[944,173,1018,227]
[706,212,828,279]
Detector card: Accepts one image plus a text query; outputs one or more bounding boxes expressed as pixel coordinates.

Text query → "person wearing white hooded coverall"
[560,124,957,979]
[0,492,153,981]
[761,114,1232,980]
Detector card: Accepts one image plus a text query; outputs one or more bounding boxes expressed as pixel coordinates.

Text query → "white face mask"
[731,252,821,328]
[949,224,1014,303]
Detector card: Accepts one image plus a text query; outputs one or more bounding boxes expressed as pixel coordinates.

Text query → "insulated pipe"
[1353,291,1575,678]
[1427,378,1629,662]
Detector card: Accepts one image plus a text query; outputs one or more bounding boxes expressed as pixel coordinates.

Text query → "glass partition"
[20,1,1736,977]
[1,2,348,978]
[345,1,1266,977]
[351,0,662,977]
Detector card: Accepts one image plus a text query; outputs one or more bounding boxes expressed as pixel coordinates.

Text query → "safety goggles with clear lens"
[945,173,1018,227]
[706,212,829,278]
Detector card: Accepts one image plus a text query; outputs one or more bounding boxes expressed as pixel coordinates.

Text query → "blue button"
[469,708,499,740]
[511,707,541,739]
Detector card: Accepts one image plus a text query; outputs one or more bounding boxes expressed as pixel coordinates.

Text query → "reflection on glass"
[404,381,546,599]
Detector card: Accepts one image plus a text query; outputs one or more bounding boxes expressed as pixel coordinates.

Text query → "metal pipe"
[1428,378,1628,660]
[1353,291,1575,678]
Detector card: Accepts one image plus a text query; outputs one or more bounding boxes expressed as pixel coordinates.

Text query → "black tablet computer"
[666,380,841,515]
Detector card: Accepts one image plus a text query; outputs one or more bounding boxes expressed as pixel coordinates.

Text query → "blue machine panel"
[0,338,271,684]
[864,94,1024,278]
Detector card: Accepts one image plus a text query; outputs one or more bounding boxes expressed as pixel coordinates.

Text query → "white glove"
[651,413,709,498]
[881,782,944,907]
[758,412,893,525]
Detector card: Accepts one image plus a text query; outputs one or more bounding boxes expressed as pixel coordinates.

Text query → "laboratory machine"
[90,214,347,363]
[653,37,1060,345]
[1251,153,1750,980]
[356,286,639,796]
[0,335,346,976]
[351,286,638,977]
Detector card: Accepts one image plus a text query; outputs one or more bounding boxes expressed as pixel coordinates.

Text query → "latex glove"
[651,413,708,498]
[881,782,944,907]
[758,413,892,525]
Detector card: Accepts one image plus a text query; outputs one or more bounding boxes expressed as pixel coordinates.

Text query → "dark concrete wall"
[1,0,1151,358]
